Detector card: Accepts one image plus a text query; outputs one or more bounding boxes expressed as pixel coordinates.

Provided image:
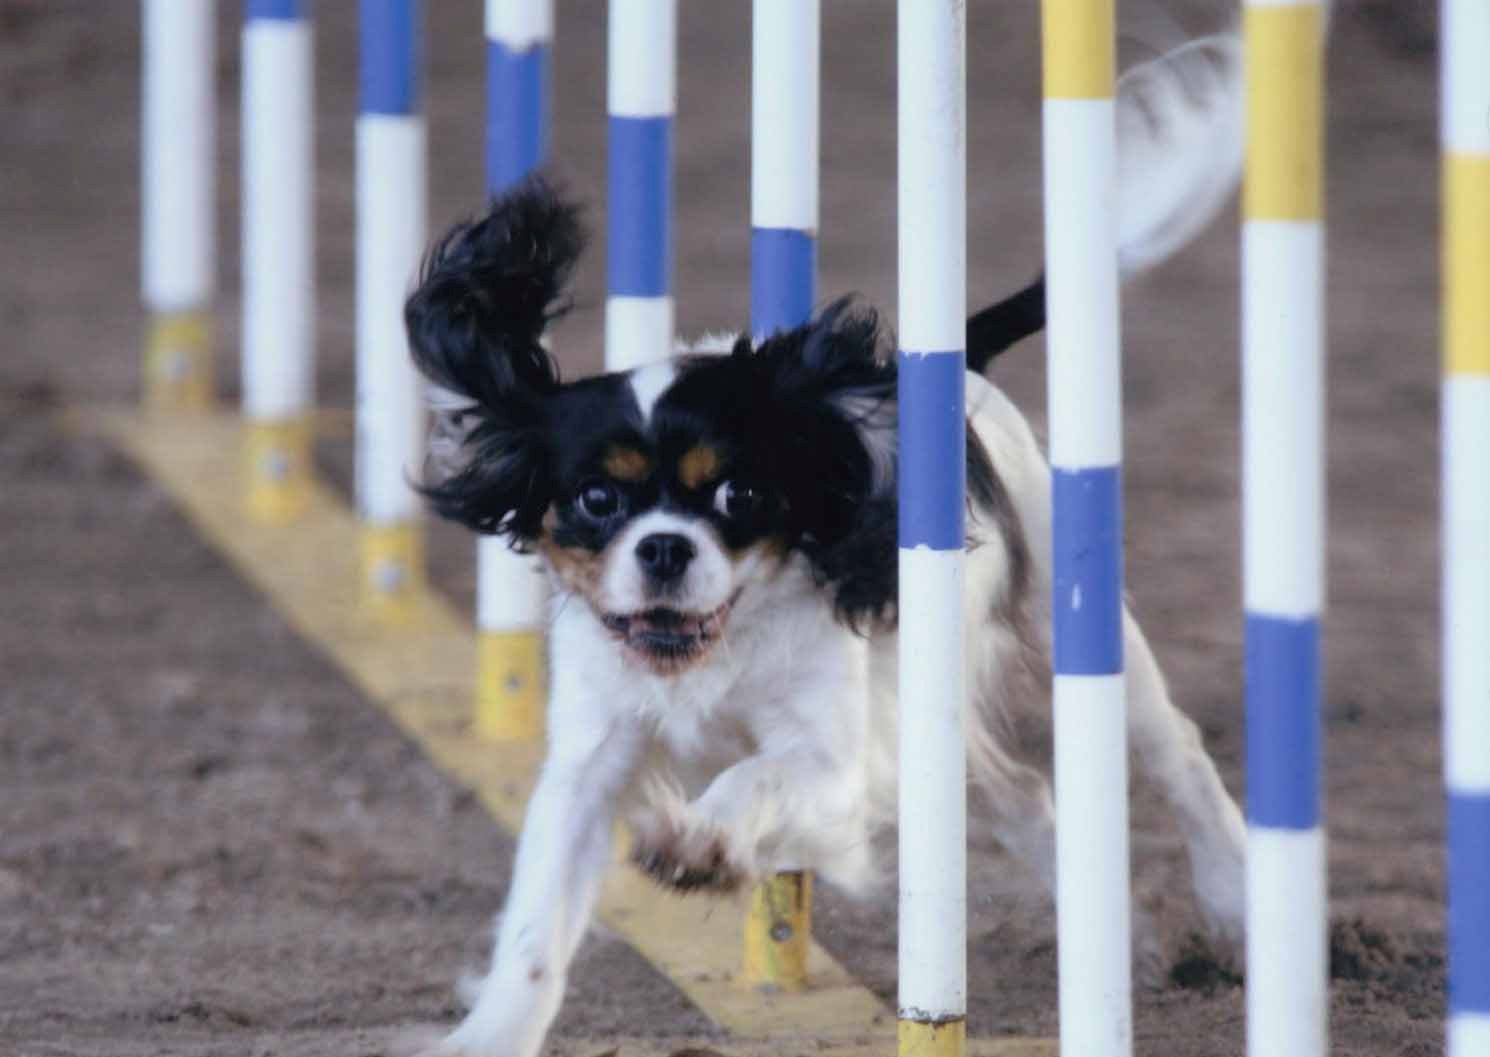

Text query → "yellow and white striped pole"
[142,0,216,412]
[242,0,315,523]
[1442,2,1490,1054]
[1242,3,1328,1057]
[1041,2,1132,1056]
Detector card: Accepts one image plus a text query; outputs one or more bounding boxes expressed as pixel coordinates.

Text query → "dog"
[404,30,1248,1057]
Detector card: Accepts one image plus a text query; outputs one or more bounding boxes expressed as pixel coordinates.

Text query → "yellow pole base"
[243,418,313,524]
[742,870,812,992]
[899,1017,966,1057]
[144,310,213,412]
[359,521,425,625]
[474,629,546,741]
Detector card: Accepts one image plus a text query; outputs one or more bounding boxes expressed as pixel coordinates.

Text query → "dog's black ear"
[748,298,899,628]
[405,175,584,539]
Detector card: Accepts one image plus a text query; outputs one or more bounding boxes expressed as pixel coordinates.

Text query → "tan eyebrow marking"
[603,445,653,482]
[678,445,724,490]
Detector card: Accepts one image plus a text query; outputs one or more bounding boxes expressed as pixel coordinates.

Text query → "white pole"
[142,0,215,411]
[356,0,426,622]
[1242,2,1328,1057]
[477,0,554,740]
[242,0,314,521]
[605,0,676,372]
[741,0,820,994]
[1040,2,1132,1055]
[896,4,966,1056]
[1442,1,1490,1054]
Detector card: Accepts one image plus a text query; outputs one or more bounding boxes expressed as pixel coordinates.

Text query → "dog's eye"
[576,481,622,521]
[713,480,763,520]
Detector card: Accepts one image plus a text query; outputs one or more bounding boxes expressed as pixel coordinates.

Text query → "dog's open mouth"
[600,598,734,670]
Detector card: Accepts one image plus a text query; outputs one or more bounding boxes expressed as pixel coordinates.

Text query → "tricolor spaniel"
[407,31,1247,1057]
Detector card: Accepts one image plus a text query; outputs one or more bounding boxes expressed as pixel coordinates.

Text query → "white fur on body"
[431,372,1246,1057]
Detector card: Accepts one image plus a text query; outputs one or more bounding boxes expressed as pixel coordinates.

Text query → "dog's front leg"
[633,645,874,892]
[433,721,643,1057]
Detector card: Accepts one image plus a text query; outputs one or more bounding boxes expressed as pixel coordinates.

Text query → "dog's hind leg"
[1122,606,1247,947]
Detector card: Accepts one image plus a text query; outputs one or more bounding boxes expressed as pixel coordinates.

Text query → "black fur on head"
[661,297,899,629]
[404,175,583,538]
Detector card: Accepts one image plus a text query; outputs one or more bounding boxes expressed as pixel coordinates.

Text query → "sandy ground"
[0,2,1448,1055]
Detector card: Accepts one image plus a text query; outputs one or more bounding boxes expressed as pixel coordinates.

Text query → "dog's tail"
[967,30,1243,373]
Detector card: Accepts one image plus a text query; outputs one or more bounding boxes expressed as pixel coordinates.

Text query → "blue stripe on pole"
[608,116,672,298]
[247,0,304,21]
[1244,613,1321,829]
[486,40,549,195]
[360,0,419,116]
[897,352,965,551]
[1450,792,1490,1014]
[751,228,816,337]
[1051,467,1123,675]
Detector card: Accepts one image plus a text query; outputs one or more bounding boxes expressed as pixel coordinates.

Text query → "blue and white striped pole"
[605,0,676,372]
[356,0,426,623]
[142,0,216,412]
[750,0,817,340]
[740,0,820,994]
[475,0,554,740]
[242,0,314,522]
[1242,2,1328,1056]
[1041,2,1132,1054]
[896,3,966,1056]
[1442,1,1490,1054]
[486,0,551,193]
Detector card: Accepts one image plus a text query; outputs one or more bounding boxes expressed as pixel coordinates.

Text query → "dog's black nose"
[635,533,695,582]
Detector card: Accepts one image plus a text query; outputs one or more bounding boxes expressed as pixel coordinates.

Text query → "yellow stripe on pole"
[742,870,813,992]
[1445,153,1490,376]
[144,309,213,412]
[244,416,313,523]
[475,629,546,741]
[899,1017,968,1057]
[359,521,426,625]
[1041,0,1115,100]
[1244,4,1324,221]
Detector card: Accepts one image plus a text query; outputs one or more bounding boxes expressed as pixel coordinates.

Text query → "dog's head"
[407,178,897,674]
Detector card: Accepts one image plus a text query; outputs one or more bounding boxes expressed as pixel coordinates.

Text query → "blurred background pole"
[141,0,216,412]
[241,0,315,522]
[475,0,554,740]
[356,0,427,623]
[605,0,676,372]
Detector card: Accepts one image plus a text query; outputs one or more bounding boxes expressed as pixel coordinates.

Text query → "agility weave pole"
[1441,2,1490,1054]
[1039,2,1134,1055]
[1241,3,1328,1056]
[241,0,315,522]
[896,4,969,1055]
[473,0,554,741]
[742,0,822,995]
[605,0,676,373]
[141,0,215,413]
[355,0,427,624]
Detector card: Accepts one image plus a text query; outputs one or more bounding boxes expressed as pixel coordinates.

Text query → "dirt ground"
[0,2,1448,1055]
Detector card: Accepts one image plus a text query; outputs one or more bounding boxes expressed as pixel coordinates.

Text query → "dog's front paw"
[630,808,750,893]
